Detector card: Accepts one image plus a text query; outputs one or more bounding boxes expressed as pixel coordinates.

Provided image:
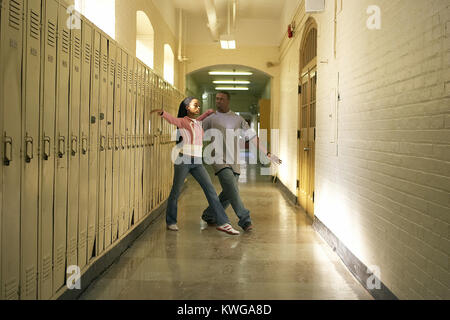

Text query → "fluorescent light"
[220,35,236,50]
[215,87,249,91]
[209,71,253,76]
[213,80,250,84]
[220,40,235,49]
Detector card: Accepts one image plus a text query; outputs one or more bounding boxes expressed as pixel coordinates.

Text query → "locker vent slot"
[79,231,87,249]
[102,54,108,73]
[84,43,91,64]
[94,49,100,69]
[30,10,40,40]
[9,0,21,31]
[42,256,52,280]
[55,246,65,271]
[74,36,81,59]
[117,63,121,79]
[25,266,36,296]
[62,29,70,54]
[5,279,18,300]
[69,237,77,256]
[110,60,116,77]
[47,21,56,47]
[123,66,127,81]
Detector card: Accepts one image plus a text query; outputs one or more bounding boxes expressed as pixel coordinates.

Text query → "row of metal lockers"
[0,0,181,299]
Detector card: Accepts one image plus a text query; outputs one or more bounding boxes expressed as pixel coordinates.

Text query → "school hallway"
[78,164,372,300]
[1,0,448,301]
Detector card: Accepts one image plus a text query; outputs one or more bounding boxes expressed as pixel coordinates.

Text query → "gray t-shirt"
[202,111,257,174]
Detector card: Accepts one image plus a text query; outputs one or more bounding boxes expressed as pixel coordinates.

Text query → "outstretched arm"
[150,109,184,127]
[249,136,282,164]
[197,109,215,121]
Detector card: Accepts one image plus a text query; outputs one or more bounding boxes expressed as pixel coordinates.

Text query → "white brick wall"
[278,0,450,299]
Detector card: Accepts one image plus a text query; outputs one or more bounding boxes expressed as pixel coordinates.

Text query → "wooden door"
[298,23,317,218]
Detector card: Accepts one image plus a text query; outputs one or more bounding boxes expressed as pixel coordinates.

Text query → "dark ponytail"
[175,97,195,144]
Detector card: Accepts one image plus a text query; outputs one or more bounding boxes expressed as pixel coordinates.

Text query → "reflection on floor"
[79,164,373,300]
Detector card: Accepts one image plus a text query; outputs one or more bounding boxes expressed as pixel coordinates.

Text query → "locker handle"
[127,135,131,149]
[121,136,125,150]
[100,135,106,151]
[81,137,88,155]
[58,136,66,158]
[71,136,78,156]
[43,136,51,161]
[4,136,12,166]
[25,136,34,163]
[108,136,113,150]
[115,136,120,150]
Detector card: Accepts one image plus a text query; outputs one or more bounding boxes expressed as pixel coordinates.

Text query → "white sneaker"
[167,224,179,231]
[216,224,240,235]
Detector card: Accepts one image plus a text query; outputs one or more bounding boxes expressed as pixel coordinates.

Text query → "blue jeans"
[202,168,252,230]
[166,158,230,226]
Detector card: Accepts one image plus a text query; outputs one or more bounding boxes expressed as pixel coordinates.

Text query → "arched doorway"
[136,11,154,69]
[297,19,317,218]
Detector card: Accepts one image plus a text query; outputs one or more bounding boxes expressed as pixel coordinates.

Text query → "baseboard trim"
[274,177,298,206]
[57,199,168,300]
[313,216,398,300]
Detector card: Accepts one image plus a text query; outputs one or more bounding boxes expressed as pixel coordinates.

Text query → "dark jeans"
[166,159,230,226]
[202,167,252,230]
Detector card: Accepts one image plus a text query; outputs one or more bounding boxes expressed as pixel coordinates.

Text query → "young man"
[201,91,281,231]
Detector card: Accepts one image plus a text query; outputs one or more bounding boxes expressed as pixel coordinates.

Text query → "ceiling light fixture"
[220,35,236,50]
[209,71,253,76]
[213,80,250,84]
[220,0,236,49]
[215,87,249,91]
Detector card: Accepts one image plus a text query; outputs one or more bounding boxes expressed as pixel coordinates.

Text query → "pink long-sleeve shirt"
[160,109,215,157]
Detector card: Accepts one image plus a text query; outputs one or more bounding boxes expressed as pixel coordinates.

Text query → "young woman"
[150,97,240,235]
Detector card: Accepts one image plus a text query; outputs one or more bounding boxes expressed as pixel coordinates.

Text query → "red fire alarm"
[288,24,294,38]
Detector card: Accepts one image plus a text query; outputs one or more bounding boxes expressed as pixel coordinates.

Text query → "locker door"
[20,0,41,300]
[133,62,139,223]
[78,20,92,270]
[119,51,127,237]
[97,34,108,255]
[150,73,157,210]
[0,0,23,300]
[38,0,58,300]
[105,40,116,249]
[157,77,163,204]
[87,29,101,262]
[112,47,121,243]
[123,54,133,233]
[67,16,81,273]
[143,68,149,216]
[53,2,70,293]
[137,63,144,221]
[129,57,137,228]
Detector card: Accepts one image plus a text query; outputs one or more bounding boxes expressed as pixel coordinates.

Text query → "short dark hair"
[217,91,231,101]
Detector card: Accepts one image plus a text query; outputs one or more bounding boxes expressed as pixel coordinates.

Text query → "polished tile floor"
[79,164,373,300]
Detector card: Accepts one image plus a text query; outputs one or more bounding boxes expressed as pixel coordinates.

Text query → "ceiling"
[188,64,270,98]
[172,0,286,20]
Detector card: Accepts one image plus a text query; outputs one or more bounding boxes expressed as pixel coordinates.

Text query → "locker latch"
[43,136,51,161]
[81,137,88,155]
[71,137,78,156]
[3,136,13,166]
[100,136,106,151]
[58,136,66,158]
[25,136,34,163]
[91,116,96,124]
[99,113,105,121]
